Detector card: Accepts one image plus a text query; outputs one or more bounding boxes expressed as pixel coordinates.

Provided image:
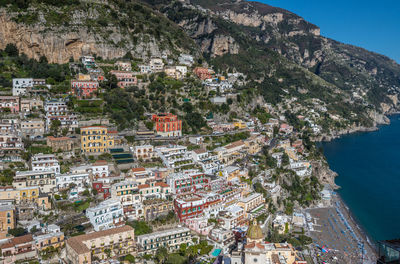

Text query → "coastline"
[306,194,377,264]
[309,113,400,261]
[334,193,378,258]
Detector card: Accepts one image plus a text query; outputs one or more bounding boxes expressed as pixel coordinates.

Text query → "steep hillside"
[0,0,198,63]
[1,0,399,132]
[158,0,400,113]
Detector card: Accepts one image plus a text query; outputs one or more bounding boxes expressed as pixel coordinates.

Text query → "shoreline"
[308,114,399,261]
[333,193,378,258]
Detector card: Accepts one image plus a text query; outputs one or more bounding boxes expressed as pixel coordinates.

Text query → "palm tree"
[155,247,168,263]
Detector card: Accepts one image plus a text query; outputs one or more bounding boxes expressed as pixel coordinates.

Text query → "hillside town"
[0,51,377,264]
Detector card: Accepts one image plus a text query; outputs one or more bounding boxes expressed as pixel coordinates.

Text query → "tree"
[8,227,26,237]
[155,247,168,263]
[124,254,135,263]
[106,73,118,89]
[179,243,187,256]
[145,121,154,130]
[5,43,18,57]
[50,119,61,136]
[282,153,290,166]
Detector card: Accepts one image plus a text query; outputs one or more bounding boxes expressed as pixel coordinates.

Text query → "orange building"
[152,113,182,137]
[193,67,212,80]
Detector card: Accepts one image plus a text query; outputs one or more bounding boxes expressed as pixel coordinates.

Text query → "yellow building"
[0,205,15,239]
[233,120,247,129]
[66,225,135,264]
[80,126,114,154]
[78,74,92,81]
[0,186,39,203]
[35,231,65,251]
[0,186,50,210]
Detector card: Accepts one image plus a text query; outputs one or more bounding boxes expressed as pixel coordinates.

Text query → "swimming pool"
[211,248,222,257]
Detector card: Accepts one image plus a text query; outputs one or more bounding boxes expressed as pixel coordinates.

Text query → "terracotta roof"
[1,234,33,249]
[193,148,207,154]
[226,140,244,149]
[155,182,169,187]
[47,136,72,141]
[138,184,150,189]
[244,241,265,249]
[93,160,107,166]
[67,225,133,254]
[131,167,146,173]
[80,125,107,129]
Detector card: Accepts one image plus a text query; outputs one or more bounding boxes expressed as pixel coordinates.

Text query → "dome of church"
[247,219,263,242]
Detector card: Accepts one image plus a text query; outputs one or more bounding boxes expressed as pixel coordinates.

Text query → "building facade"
[137,227,192,255]
[31,153,60,174]
[80,126,114,154]
[109,70,137,88]
[86,198,124,231]
[152,113,182,137]
[71,80,99,98]
[65,225,135,264]
[46,136,75,152]
[0,96,20,113]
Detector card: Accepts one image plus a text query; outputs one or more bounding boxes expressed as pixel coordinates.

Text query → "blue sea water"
[320,115,400,242]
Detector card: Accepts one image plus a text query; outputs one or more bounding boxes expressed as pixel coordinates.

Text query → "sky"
[257,0,400,63]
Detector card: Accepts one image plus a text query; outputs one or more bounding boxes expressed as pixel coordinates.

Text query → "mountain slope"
[1,0,399,132]
[0,0,198,63]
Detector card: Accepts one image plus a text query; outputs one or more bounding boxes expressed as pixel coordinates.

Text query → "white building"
[178,54,194,66]
[86,198,124,231]
[136,227,193,254]
[149,58,164,72]
[81,56,95,67]
[91,160,109,178]
[56,172,90,192]
[289,161,312,177]
[44,100,68,116]
[219,205,245,230]
[155,145,193,169]
[12,78,33,96]
[138,64,152,74]
[133,145,155,161]
[208,227,235,254]
[191,149,220,174]
[44,100,78,132]
[175,66,188,77]
[31,153,60,174]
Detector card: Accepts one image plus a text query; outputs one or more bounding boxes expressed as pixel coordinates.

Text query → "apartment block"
[80,126,114,154]
[86,198,124,231]
[152,113,182,137]
[137,227,192,255]
[31,153,60,174]
[13,170,56,193]
[65,225,135,264]
[0,96,20,113]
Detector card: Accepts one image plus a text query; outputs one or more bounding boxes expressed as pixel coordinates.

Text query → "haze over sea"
[320,115,400,242]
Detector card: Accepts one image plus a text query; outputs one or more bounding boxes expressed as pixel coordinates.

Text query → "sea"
[320,114,400,242]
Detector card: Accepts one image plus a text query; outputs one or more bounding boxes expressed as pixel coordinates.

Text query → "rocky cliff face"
[0,14,126,64]
[0,2,196,64]
[163,0,400,113]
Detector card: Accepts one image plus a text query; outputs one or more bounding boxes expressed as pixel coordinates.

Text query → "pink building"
[185,217,214,236]
[0,96,20,113]
[110,70,137,88]
[70,80,99,98]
